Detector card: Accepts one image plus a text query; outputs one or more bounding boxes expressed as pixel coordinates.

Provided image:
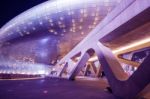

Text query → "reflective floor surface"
[0,77,116,99]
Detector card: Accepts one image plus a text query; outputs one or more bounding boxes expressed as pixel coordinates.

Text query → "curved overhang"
[0,0,120,42]
[0,0,121,65]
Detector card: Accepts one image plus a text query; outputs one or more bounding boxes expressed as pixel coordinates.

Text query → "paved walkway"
[0,77,116,99]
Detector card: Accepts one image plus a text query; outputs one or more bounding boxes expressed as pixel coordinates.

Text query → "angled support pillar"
[88,62,99,77]
[84,64,90,76]
[57,62,68,77]
[96,65,103,77]
[90,62,97,75]
[125,55,150,98]
[94,42,128,81]
[138,84,150,98]
[68,52,90,80]
[94,42,150,98]
[84,62,98,77]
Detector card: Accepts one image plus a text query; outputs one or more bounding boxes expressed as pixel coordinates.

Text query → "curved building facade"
[0,0,150,99]
[0,0,120,65]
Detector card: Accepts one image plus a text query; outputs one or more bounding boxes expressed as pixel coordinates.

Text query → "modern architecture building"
[0,0,150,99]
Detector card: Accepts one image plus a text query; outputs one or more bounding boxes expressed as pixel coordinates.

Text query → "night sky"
[0,0,48,28]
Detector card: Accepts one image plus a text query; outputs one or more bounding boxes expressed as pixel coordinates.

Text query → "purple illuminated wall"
[0,34,59,65]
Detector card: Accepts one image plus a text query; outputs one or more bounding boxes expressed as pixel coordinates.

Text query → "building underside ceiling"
[103,22,150,51]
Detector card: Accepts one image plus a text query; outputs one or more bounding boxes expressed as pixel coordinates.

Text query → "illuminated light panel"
[59,24,65,28]
[20,33,24,36]
[62,24,65,28]
[83,13,88,17]
[81,32,84,35]
[32,27,36,30]
[50,23,54,26]
[112,38,150,54]
[72,30,75,32]
[80,9,84,14]
[60,17,64,20]
[58,21,62,25]
[49,29,54,32]
[88,25,92,29]
[70,28,73,32]
[28,22,33,25]
[93,21,97,25]
[68,12,71,15]
[72,19,75,23]
[72,23,76,27]
[95,17,99,20]
[48,19,53,23]
[61,33,64,36]
[23,30,27,33]
[54,32,58,35]
[79,26,82,30]
[79,18,83,22]
[38,70,45,74]
[63,29,66,32]
[39,21,43,25]
[71,11,74,15]
[26,32,30,35]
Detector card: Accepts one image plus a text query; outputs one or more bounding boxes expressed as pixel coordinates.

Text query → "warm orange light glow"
[88,56,98,62]
[87,38,150,62]
[112,38,150,54]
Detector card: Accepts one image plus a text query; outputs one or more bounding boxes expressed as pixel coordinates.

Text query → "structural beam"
[68,52,90,80]
[56,0,150,68]
[95,42,150,98]
[118,58,140,67]
[54,0,150,98]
